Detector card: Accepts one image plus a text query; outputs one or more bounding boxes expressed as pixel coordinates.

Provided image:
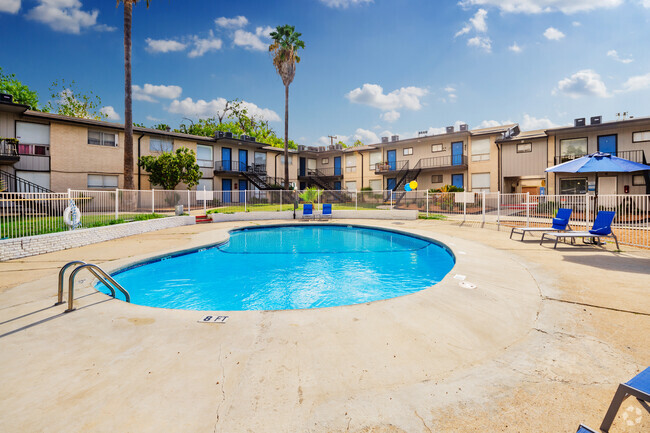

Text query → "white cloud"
[554,69,610,98]
[0,0,21,14]
[188,32,222,57]
[26,0,110,34]
[619,73,650,92]
[319,0,373,8]
[146,115,162,122]
[100,106,120,121]
[572,21,581,26]
[94,23,116,32]
[215,15,248,29]
[468,36,492,52]
[520,114,559,130]
[233,26,273,51]
[351,128,379,144]
[543,27,565,40]
[643,0,650,8]
[458,0,623,14]
[133,84,183,102]
[455,8,487,38]
[145,38,187,53]
[380,110,400,123]
[167,97,281,122]
[509,42,522,53]
[419,120,468,136]
[346,84,428,111]
[442,86,457,103]
[607,50,633,64]
[475,119,510,129]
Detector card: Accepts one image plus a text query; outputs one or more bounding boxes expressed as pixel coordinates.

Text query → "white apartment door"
[598,176,617,195]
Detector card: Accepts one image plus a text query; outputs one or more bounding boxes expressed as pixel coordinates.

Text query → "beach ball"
[409,180,418,190]
[404,184,412,191]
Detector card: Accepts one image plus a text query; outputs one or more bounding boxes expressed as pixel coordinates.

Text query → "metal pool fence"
[1,189,649,248]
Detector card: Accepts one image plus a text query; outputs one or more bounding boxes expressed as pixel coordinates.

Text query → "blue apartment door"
[387,150,397,171]
[334,157,341,176]
[299,157,306,176]
[222,148,231,171]
[598,135,617,155]
[452,141,463,165]
[452,174,464,189]
[238,149,248,172]
[334,181,341,190]
[239,180,247,202]
[222,179,232,203]
[387,178,396,190]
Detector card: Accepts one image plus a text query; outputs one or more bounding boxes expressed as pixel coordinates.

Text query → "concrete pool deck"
[0,220,648,432]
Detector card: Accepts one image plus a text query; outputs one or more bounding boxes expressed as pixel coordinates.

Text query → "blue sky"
[1,0,650,146]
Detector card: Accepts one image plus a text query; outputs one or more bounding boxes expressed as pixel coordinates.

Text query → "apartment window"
[197,178,213,191]
[560,138,587,160]
[633,175,646,186]
[196,144,213,168]
[346,154,356,173]
[308,158,317,171]
[150,137,173,152]
[322,158,329,164]
[16,122,50,150]
[88,130,117,147]
[17,144,48,155]
[369,179,382,191]
[560,178,587,194]
[471,173,490,192]
[369,151,381,169]
[254,152,266,168]
[345,181,357,191]
[431,175,443,183]
[517,143,532,153]
[403,147,413,156]
[431,144,443,153]
[471,138,490,161]
[280,155,293,165]
[632,131,650,142]
[87,174,118,188]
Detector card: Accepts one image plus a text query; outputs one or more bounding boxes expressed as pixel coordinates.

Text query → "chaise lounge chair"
[540,210,619,249]
[600,366,650,432]
[576,425,597,433]
[319,203,332,220]
[510,208,572,241]
[302,203,314,220]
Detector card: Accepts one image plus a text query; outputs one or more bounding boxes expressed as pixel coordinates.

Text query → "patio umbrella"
[546,152,650,196]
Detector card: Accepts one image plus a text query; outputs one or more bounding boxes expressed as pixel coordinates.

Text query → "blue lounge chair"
[510,208,572,241]
[319,203,332,220]
[302,203,314,220]
[540,211,619,249]
[576,425,597,433]
[600,366,650,431]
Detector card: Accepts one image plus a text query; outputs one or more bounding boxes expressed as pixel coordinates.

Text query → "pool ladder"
[57,261,130,313]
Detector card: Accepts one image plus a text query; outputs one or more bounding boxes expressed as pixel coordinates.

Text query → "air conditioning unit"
[590,116,602,125]
[240,134,249,141]
[335,143,343,150]
[329,145,335,150]
[446,126,454,134]
[319,146,326,152]
[224,132,233,139]
[574,118,586,127]
[391,135,399,142]
[298,145,306,151]
[381,137,389,143]
[215,131,225,139]
[308,146,317,151]
[0,93,12,103]
[249,136,256,142]
[459,124,468,132]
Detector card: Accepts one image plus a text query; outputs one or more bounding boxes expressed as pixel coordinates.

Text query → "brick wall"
[0,216,196,261]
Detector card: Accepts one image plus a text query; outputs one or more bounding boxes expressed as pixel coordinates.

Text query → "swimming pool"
[102,225,455,311]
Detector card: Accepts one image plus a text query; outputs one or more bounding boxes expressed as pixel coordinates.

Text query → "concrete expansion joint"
[541,296,650,317]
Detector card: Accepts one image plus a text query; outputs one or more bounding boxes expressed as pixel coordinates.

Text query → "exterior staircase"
[385,160,423,206]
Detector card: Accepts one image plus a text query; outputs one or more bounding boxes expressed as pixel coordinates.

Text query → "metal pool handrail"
[57,261,115,304]
[57,261,130,312]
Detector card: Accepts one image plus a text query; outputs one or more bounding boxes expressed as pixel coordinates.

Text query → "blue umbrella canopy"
[546,152,650,173]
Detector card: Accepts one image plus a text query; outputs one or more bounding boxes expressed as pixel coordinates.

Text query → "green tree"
[47,80,106,119]
[0,67,45,110]
[269,25,305,190]
[299,186,322,209]
[152,123,171,131]
[118,0,151,191]
[138,147,201,190]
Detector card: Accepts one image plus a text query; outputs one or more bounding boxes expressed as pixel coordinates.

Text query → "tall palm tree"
[269,25,305,190]
[117,0,150,190]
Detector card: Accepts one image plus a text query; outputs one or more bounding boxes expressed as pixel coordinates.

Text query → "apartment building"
[2,92,648,196]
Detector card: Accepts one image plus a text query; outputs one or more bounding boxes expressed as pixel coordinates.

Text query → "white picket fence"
[1,189,649,248]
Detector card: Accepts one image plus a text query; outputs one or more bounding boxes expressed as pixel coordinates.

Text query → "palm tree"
[117,0,150,190]
[269,25,305,190]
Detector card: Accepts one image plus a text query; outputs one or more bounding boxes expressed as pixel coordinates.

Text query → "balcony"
[554,150,646,165]
[374,160,408,174]
[419,155,467,170]
[298,167,342,179]
[214,160,267,175]
[0,139,19,165]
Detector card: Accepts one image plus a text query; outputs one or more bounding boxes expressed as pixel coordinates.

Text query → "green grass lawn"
[207,203,383,214]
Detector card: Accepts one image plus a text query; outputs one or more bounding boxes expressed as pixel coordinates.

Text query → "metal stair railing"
[57,261,130,312]
[0,169,53,193]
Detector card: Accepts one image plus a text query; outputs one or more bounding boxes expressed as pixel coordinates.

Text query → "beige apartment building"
[1,93,648,197]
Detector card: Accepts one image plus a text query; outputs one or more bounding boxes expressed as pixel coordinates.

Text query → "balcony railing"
[214,160,267,174]
[299,167,343,178]
[419,154,467,169]
[374,160,409,174]
[0,139,19,162]
[555,150,646,165]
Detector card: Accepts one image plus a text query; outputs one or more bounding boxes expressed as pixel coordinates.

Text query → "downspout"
[496,142,501,192]
[274,153,280,186]
[360,152,364,187]
[137,133,145,190]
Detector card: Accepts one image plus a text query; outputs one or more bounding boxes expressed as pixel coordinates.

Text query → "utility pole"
[328,135,337,146]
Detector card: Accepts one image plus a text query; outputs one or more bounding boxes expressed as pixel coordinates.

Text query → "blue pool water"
[101,225,455,311]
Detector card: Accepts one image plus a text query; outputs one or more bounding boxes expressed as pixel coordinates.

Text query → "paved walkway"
[0,219,648,432]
